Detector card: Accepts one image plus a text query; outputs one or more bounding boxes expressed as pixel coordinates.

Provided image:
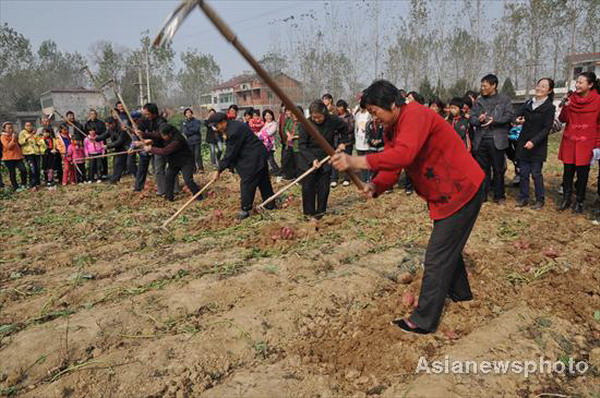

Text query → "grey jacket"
[469,92,514,151]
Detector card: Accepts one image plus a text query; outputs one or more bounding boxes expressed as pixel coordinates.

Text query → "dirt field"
[1,135,599,397]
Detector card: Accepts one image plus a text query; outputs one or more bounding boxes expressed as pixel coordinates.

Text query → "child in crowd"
[84,127,105,182]
[68,137,87,183]
[249,109,264,135]
[1,121,27,191]
[41,127,60,186]
[447,97,471,150]
[56,123,75,185]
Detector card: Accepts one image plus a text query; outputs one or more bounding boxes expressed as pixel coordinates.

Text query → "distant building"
[200,73,303,114]
[566,52,600,89]
[40,88,106,120]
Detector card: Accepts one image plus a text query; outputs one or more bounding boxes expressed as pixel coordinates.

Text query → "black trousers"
[88,158,102,181]
[475,136,506,200]
[562,163,590,203]
[4,159,27,189]
[24,155,41,187]
[74,163,86,183]
[267,150,280,176]
[110,153,127,183]
[127,153,138,176]
[331,144,353,183]
[165,161,199,201]
[134,154,151,191]
[281,146,298,180]
[409,183,484,332]
[240,167,275,211]
[101,157,109,177]
[301,165,331,217]
[189,143,204,172]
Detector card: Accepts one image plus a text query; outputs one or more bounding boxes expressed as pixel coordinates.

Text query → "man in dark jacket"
[65,111,86,141]
[181,108,203,173]
[85,109,108,178]
[104,117,132,184]
[208,112,275,219]
[134,103,169,194]
[469,74,513,203]
[143,124,200,201]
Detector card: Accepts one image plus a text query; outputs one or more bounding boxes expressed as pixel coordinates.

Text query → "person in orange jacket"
[1,122,27,191]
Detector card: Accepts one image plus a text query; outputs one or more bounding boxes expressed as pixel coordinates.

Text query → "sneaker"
[531,201,544,210]
[557,185,564,195]
[96,180,102,184]
[238,210,250,220]
[342,180,350,187]
[405,188,414,195]
[276,176,283,183]
[515,199,529,207]
[330,181,338,188]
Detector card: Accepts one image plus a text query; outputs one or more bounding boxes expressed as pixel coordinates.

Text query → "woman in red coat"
[557,72,600,213]
[332,80,485,335]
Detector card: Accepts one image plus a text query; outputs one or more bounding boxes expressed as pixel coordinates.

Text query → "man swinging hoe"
[154,0,484,334]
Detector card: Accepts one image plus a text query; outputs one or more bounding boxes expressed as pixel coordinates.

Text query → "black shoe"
[515,199,529,207]
[390,318,430,335]
[493,197,506,205]
[558,196,571,211]
[238,210,250,220]
[573,202,583,214]
[448,293,473,302]
[195,193,205,201]
[531,201,544,210]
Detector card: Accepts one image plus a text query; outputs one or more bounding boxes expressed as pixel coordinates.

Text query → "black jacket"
[139,116,168,148]
[84,119,107,139]
[181,117,202,146]
[514,97,555,162]
[204,120,221,144]
[69,121,87,141]
[106,128,131,152]
[218,120,268,181]
[297,114,348,171]
[150,131,193,167]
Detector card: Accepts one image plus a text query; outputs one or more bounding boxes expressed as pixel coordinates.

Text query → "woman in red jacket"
[557,72,600,213]
[332,80,485,335]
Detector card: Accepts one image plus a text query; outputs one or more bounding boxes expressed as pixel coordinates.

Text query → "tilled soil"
[1,139,599,397]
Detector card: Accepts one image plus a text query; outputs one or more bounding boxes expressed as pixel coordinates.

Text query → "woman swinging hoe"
[331,80,485,335]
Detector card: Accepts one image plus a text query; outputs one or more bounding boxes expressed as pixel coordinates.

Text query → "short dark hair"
[143,103,159,116]
[465,90,478,99]
[296,105,304,114]
[65,110,74,117]
[360,80,405,110]
[183,107,193,115]
[228,104,239,112]
[462,96,473,109]
[252,109,260,117]
[449,97,465,109]
[87,126,97,132]
[429,97,445,110]
[59,123,69,130]
[335,99,349,110]
[309,100,328,116]
[322,93,333,101]
[407,91,425,105]
[244,108,254,117]
[159,124,177,136]
[208,108,216,114]
[262,109,275,120]
[115,101,122,107]
[481,74,499,87]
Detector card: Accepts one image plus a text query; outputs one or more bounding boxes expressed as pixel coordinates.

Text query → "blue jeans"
[519,160,544,203]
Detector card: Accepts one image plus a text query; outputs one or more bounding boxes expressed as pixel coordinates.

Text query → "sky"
[0,0,328,79]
